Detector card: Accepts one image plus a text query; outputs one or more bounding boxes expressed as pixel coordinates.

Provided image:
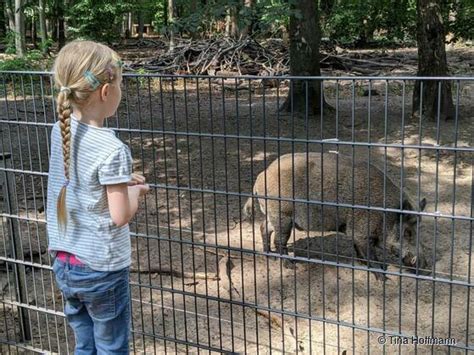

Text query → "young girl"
[46,40,149,354]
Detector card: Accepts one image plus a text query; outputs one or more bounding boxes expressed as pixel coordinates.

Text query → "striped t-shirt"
[47,114,133,271]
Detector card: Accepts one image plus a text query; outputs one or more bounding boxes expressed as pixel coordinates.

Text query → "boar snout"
[402,252,429,275]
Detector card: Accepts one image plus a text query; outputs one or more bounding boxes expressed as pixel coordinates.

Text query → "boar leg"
[260,220,274,253]
[354,238,388,281]
[271,215,295,269]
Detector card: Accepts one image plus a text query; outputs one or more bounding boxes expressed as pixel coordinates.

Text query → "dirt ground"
[0,47,473,354]
[124,76,473,354]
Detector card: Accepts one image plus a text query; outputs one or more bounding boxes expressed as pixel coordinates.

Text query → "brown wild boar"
[244,152,427,280]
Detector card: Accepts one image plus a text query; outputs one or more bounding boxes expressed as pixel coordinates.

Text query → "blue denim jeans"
[53,258,131,354]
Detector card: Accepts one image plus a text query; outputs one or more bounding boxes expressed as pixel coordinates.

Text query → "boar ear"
[419,198,427,212]
[401,199,417,224]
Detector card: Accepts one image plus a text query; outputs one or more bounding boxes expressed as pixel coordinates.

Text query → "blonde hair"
[53,40,122,234]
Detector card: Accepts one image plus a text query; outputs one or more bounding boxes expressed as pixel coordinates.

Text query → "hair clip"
[105,66,114,82]
[84,70,101,90]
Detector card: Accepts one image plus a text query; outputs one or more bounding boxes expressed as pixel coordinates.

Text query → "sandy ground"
[0,62,472,354]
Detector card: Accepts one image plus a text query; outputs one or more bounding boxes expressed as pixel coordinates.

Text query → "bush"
[0,57,32,71]
[0,50,52,71]
[2,31,17,54]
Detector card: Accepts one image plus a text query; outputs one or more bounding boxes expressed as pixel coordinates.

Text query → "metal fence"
[0,72,472,354]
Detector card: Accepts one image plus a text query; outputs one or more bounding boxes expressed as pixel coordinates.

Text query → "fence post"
[0,152,31,342]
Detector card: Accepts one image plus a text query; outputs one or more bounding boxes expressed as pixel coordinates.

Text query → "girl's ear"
[100,83,110,101]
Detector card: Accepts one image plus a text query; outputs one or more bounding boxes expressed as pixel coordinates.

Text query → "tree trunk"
[52,23,58,41]
[127,12,133,37]
[121,14,125,38]
[122,13,129,38]
[225,4,238,38]
[15,0,26,57]
[281,0,327,114]
[39,0,48,54]
[240,0,254,38]
[168,0,175,52]
[5,0,15,31]
[51,18,57,42]
[189,0,199,39]
[225,9,231,37]
[137,11,144,39]
[0,0,6,37]
[163,0,167,27]
[412,0,454,120]
[31,17,37,48]
[57,0,65,49]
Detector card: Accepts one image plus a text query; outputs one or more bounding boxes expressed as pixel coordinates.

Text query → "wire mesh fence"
[0,72,472,354]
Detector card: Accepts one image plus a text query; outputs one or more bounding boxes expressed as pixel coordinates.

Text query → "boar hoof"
[373,270,389,282]
[283,258,296,269]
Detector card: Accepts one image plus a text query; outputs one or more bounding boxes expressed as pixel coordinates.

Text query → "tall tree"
[123,13,132,38]
[0,0,6,37]
[281,0,327,114]
[5,0,15,31]
[136,0,145,39]
[168,0,176,51]
[189,0,199,39]
[412,0,454,120]
[240,0,255,38]
[56,0,66,49]
[225,1,238,38]
[31,15,37,48]
[137,11,144,39]
[15,0,26,56]
[39,0,48,54]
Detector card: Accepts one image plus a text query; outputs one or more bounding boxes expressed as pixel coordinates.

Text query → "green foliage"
[66,0,133,43]
[151,0,290,38]
[3,31,17,54]
[25,49,44,61]
[1,0,469,51]
[151,1,167,33]
[322,0,417,46]
[259,1,290,34]
[446,1,474,41]
[0,57,31,71]
[0,50,52,71]
[38,38,54,53]
[135,67,149,88]
[321,0,471,46]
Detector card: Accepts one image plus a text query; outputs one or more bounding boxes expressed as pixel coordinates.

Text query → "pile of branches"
[125,37,290,76]
[121,36,417,76]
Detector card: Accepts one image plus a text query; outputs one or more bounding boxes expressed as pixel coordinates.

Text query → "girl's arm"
[106,184,148,227]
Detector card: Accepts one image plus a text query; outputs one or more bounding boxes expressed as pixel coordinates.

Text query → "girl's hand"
[128,173,146,186]
[132,183,150,197]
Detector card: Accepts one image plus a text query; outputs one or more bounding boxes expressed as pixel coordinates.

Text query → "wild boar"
[244,152,427,280]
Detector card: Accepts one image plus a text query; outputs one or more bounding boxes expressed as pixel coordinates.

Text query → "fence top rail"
[0,70,473,81]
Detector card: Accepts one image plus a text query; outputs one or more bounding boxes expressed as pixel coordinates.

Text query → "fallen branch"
[218,256,241,298]
[130,266,219,281]
[254,310,305,351]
